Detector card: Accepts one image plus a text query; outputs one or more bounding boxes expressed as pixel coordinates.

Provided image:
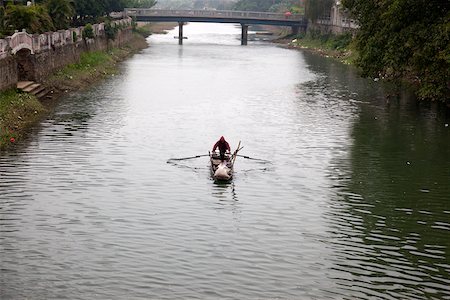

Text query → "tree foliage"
[5,3,54,33]
[45,0,74,29]
[232,0,305,13]
[73,0,129,23]
[124,0,157,8]
[155,0,234,10]
[0,0,134,34]
[73,0,108,22]
[304,0,333,21]
[342,0,450,101]
[0,6,6,37]
[104,20,117,40]
[269,0,304,14]
[233,0,281,12]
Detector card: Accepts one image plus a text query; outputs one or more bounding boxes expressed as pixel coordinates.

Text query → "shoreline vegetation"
[270,29,449,106]
[254,25,355,64]
[0,23,175,151]
[274,31,356,64]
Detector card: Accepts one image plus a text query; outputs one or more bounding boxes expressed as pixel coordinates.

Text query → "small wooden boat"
[210,151,234,181]
[209,141,242,182]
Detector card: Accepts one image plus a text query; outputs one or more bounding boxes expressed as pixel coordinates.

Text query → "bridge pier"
[241,24,248,45]
[178,22,184,45]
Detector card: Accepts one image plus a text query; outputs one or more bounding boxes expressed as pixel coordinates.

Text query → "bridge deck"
[126,9,306,27]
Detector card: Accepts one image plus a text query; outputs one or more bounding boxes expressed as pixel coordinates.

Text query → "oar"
[167,154,209,161]
[236,154,271,163]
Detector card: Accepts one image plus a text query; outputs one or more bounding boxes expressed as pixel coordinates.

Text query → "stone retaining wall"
[0,18,133,91]
[0,57,18,91]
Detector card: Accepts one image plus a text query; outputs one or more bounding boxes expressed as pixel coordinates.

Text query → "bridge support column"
[178,22,184,45]
[241,24,248,45]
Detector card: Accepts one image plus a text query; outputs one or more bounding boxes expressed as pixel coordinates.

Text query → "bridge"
[125,9,307,45]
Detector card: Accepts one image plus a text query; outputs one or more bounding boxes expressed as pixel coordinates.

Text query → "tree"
[304,0,333,21]
[73,0,129,24]
[123,0,157,8]
[5,3,54,33]
[104,20,117,40]
[233,0,282,12]
[73,0,105,23]
[45,0,74,29]
[0,6,6,37]
[104,0,125,14]
[342,0,450,101]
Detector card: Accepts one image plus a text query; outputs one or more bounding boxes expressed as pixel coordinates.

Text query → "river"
[1,23,449,299]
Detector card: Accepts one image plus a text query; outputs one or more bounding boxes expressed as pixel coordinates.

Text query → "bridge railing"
[125,9,305,22]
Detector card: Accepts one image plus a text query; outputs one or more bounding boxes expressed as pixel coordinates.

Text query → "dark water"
[1,23,449,299]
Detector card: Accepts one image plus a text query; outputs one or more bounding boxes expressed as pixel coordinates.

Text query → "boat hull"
[210,152,233,181]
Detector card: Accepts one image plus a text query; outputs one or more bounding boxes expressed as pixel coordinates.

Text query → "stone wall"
[0,18,133,91]
[32,28,132,81]
[0,57,18,91]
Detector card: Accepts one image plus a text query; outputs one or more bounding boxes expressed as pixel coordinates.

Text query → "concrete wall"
[0,19,133,91]
[310,3,358,35]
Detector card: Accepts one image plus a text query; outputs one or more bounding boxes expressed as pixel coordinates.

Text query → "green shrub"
[82,23,94,39]
[133,25,151,37]
[105,21,118,40]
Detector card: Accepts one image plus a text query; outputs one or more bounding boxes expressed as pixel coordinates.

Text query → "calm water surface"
[1,23,449,299]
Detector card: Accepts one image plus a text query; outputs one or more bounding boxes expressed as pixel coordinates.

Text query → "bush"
[300,30,352,51]
[133,25,151,37]
[82,23,94,39]
[327,33,353,50]
[342,0,449,101]
[105,21,118,40]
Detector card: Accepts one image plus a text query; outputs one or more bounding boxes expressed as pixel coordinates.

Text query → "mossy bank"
[273,29,356,65]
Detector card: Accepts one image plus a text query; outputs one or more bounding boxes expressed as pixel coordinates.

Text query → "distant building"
[315,0,358,34]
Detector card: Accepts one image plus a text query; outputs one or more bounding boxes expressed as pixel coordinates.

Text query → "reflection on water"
[0,23,449,299]
[300,51,450,299]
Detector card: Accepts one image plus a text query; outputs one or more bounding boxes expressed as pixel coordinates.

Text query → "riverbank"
[284,34,356,65]
[0,90,47,149]
[44,23,177,97]
[0,28,156,151]
[271,29,448,104]
[269,28,356,65]
[252,25,354,64]
[44,31,148,95]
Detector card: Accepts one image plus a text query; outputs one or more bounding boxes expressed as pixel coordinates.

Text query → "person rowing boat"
[212,136,230,162]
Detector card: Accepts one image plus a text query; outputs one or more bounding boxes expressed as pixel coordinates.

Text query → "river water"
[1,23,449,299]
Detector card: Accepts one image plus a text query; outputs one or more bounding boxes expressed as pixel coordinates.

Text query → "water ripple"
[1,23,449,300]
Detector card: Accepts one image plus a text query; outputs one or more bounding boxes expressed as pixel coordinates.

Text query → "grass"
[47,32,148,91]
[0,89,46,149]
[133,24,152,37]
[53,51,115,80]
